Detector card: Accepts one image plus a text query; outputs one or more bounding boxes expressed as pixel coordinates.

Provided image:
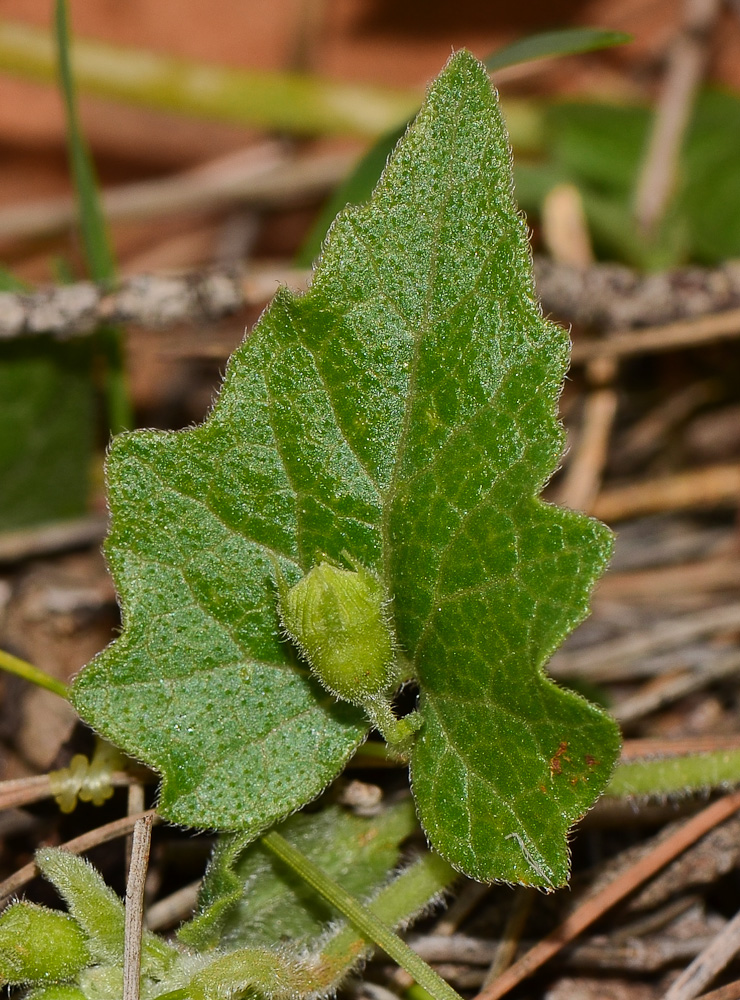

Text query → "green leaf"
[0,265,28,291]
[180,801,417,951]
[188,948,311,1000]
[35,848,177,975]
[259,830,462,1000]
[484,27,632,73]
[0,902,89,985]
[0,339,94,533]
[682,90,740,262]
[72,50,619,885]
[296,30,631,268]
[515,91,740,268]
[26,988,87,1000]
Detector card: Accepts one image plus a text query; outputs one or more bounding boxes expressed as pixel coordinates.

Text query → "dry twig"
[0,144,355,245]
[0,772,135,811]
[4,260,740,342]
[535,258,740,331]
[0,516,108,562]
[612,650,740,724]
[145,879,201,932]
[592,463,740,522]
[665,902,740,1000]
[550,602,740,681]
[557,358,619,513]
[633,0,722,234]
[571,309,740,363]
[123,814,154,1000]
[0,809,159,906]
[597,558,740,600]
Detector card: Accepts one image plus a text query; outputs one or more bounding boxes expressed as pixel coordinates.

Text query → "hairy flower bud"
[276,560,396,704]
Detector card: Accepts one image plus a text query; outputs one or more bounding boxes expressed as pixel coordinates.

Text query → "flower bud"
[277,561,396,704]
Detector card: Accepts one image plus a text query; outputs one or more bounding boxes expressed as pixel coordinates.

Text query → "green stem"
[608,750,740,798]
[261,832,462,1000]
[318,851,457,983]
[0,18,416,138]
[351,740,397,764]
[0,648,69,699]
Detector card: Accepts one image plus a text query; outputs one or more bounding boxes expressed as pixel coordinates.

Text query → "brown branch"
[0,144,355,246]
[123,814,154,1000]
[0,515,108,562]
[0,771,135,811]
[571,308,740,363]
[534,257,740,331]
[597,557,740,600]
[557,359,618,512]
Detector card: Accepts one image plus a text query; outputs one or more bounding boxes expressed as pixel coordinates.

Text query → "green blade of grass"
[54,0,131,434]
[54,1,114,284]
[0,648,69,699]
[484,27,632,73]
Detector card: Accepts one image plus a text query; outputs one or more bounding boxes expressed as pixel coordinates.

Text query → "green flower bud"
[0,902,89,986]
[276,560,396,704]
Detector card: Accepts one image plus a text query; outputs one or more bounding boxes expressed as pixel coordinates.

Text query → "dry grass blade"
[0,772,135,810]
[695,980,740,1000]
[557,360,619,514]
[612,650,740,724]
[0,145,355,245]
[632,0,721,234]
[571,308,740,363]
[597,558,740,600]
[621,736,740,759]
[550,603,740,681]
[0,516,108,562]
[144,879,201,931]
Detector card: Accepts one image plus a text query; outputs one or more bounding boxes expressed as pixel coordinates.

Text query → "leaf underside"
[72,50,620,886]
[180,801,417,952]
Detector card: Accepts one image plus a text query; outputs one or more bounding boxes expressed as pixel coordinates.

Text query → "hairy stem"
[261,831,461,1000]
[608,750,740,798]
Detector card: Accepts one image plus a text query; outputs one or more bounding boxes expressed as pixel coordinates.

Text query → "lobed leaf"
[72,51,619,884]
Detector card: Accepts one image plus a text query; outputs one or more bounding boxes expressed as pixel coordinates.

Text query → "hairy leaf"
[297,30,631,267]
[180,801,417,951]
[35,849,177,974]
[73,51,619,885]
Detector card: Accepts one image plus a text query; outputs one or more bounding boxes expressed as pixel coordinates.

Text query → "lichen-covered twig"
[5,259,740,342]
